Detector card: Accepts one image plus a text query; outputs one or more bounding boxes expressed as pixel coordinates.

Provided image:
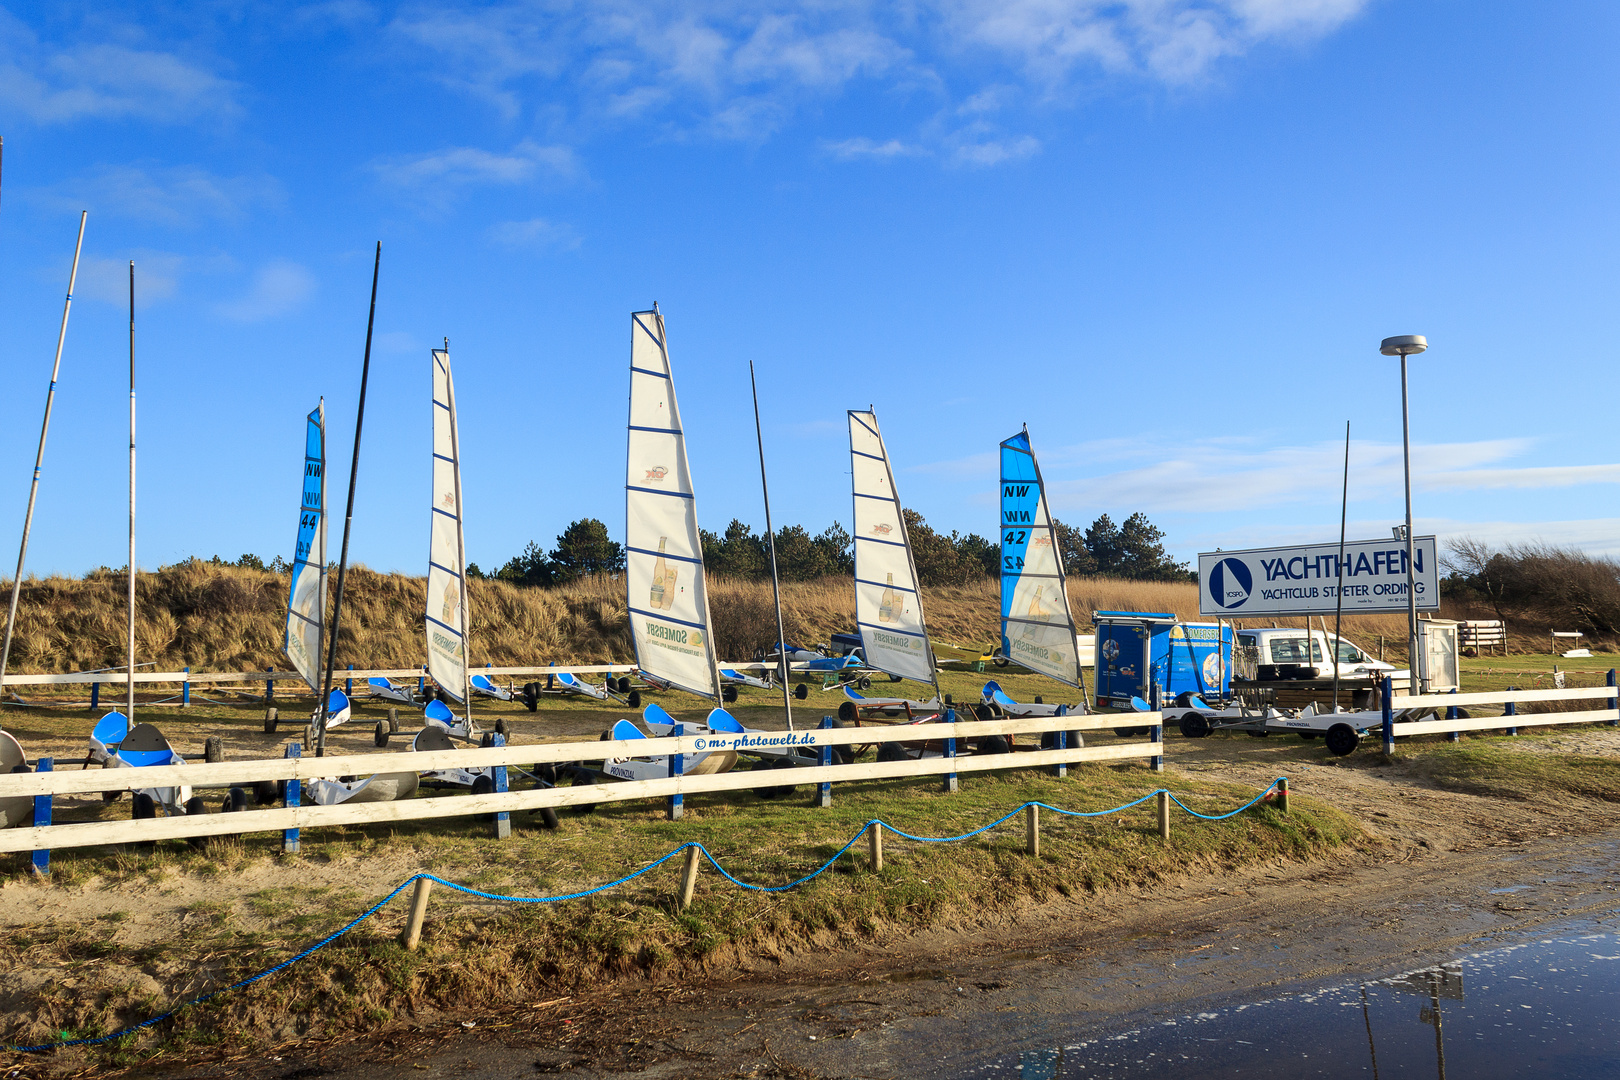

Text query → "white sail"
[284,402,327,694]
[849,410,937,687]
[999,428,1082,687]
[425,348,470,703]
[625,308,721,701]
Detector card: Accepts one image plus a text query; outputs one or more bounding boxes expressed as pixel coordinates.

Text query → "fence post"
[668,723,684,821]
[89,681,99,710]
[1157,790,1170,841]
[1381,675,1394,756]
[1277,776,1290,815]
[868,821,883,872]
[1504,688,1518,736]
[402,878,432,951]
[346,664,354,696]
[1054,707,1068,779]
[30,758,53,876]
[818,716,833,808]
[1026,803,1040,857]
[1150,684,1164,773]
[942,708,958,793]
[181,666,191,707]
[266,667,275,702]
[678,845,701,910]
[1447,689,1461,742]
[1609,670,1617,727]
[419,665,427,698]
[282,743,301,854]
[492,732,511,840]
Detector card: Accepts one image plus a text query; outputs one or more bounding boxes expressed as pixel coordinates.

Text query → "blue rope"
[2,777,1285,1054]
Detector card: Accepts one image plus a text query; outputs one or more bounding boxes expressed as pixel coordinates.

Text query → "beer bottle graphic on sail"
[650,537,677,610]
[878,573,898,623]
[1021,584,1052,642]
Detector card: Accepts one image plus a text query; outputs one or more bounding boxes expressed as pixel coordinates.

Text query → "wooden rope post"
[1277,777,1290,815]
[678,844,701,910]
[1157,790,1170,841]
[869,821,884,873]
[401,877,433,951]
[1025,803,1040,858]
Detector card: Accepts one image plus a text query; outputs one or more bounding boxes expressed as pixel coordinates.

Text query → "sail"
[284,403,327,694]
[849,410,937,686]
[425,348,470,703]
[999,429,1082,687]
[625,309,721,700]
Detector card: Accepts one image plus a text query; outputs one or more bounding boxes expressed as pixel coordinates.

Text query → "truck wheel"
[1325,724,1359,757]
[1179,713,1210,739]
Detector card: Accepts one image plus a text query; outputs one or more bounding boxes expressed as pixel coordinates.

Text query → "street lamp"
[1381,334,1428,691]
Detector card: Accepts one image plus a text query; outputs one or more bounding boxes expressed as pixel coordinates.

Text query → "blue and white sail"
[426,348,471,705]
[999,428,1082,688]
[625,308,722,701]
[284,402,327,694]
[849,410,938,690]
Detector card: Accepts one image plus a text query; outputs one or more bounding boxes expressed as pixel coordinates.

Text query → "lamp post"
[1381,334,1428,692]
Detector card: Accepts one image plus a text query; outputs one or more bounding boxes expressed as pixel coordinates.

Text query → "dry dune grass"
[0,562,1443,675]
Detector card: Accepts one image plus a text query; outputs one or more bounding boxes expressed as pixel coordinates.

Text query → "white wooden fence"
[1380,672,1618,751]
[0,710,1164,868]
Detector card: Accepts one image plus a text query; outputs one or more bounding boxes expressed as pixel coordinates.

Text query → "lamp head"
[1381,334,1427,356]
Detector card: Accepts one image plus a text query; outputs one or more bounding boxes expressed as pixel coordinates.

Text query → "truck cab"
[1237,628,1398,681]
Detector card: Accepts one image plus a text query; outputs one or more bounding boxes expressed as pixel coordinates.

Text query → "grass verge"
[1398,740,1620,803]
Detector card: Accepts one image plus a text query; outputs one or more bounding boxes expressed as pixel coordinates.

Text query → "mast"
[748,361,793,730]
[318,242,381,756]
[0,211,87,712]
[127,262,136,722]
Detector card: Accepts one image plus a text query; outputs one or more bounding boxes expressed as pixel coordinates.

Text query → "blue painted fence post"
[492,732,510,840]
[266,667,275,702]
[282,743,301,854]
[1504,687,1518,736]
[1381,675,1394,756]
[1609,669,1617,727]
[1446,689,1461,742]
[30,758,53,877]
[1150,683,1164,773]
[346,664,353,696]
[817,716,834,808]
[668,723,684,821]
[943,707,958,793]
[1054,704,1068,779]
[418,665,427,697]
[181,666,191,707]
[89,681,99,709]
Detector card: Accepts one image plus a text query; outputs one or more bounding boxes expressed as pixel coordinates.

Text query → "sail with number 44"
[849,409,938,689]
[999,427,1082,687]
[625,308,722,701]
[283,402,327,694]
[425,348,471,704]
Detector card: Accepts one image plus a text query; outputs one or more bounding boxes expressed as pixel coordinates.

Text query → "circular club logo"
[1101,639,1120,662]
[1207,558,1253,610]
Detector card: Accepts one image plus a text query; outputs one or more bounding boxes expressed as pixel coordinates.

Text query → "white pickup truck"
[1237,628,1400,682]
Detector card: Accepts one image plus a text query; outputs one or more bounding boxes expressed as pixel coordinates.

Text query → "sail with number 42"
[999,428,1082,687]
[625,308,722,701]
[284,402,327,694]
[425,348,470,704]
[848,409,938,687]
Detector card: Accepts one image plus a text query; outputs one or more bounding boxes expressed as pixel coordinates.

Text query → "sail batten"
[284,403,327,694]
[625,309,722,702]
[849,410,937,688]
[999,429,1082,688]
[425,349,470,704]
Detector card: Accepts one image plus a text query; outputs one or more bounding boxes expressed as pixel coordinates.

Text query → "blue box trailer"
[1092,611,1234,710]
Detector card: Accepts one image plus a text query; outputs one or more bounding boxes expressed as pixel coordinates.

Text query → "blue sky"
[1,0,1616,579]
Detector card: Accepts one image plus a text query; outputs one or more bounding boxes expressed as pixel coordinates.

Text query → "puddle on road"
[967,932,1620,1079]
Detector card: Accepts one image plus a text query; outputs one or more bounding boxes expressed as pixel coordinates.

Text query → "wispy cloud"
[821,136,924,160]
[0,10,239,125]
[486,217,581,251]
[374,141,578,210]
[217,260,315,322]
[36,165,282,227]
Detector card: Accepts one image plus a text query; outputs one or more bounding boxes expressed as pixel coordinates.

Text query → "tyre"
[751,759,780,799]
[826,717,854,766]
[1033,695,1043,705]
[628,690,642,709]
[535,806,560,830]
[533,763,558,785]
[388,709,401,734]
[1325,723,1359,757]
[225,787,248,813]
[794,683,808,700]
[994,656,1009,667]
[770,758,799,798]
[1041,730,1084,750]
[480,732,496,749]
[263,710,278,734]
[523,683,540,712]
[617,677,632,694]
[876,742,909,763]
[1246,729,1271,738]
[184,796,209,849]
[252,780,279,806]
[471,773,495,796]
[837,701,857,724]
[495,718,509,738]
[975,735,1011,755]
[133,792,156,819]
[1179,713,1211,739]
[569,768,598,813]
[204,736,223,764]
[889,674,902,683]
[1113,726,1149,739]
[722,684,739,703]
[1298,732,1319,741]
[857,676,872,690]
[374,722,389,748]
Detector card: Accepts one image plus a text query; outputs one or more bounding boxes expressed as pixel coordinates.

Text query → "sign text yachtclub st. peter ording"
[1198,536,1440,618]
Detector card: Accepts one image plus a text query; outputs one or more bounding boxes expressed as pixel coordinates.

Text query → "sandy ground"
[4,726,1616,1079]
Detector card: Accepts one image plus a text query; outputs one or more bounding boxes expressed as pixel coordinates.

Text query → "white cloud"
[76,253,186,306]
[949,132,1041,166]
[217,260,315,322]
[374,141,579,206]
[822,136,924,160]
[37,165,282,228]
[0,11,239,125]
[486,217,581,251]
